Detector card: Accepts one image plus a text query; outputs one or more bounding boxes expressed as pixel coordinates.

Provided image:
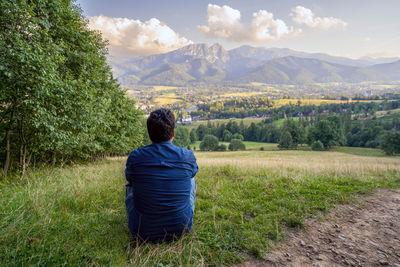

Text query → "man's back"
[125,141,198,242]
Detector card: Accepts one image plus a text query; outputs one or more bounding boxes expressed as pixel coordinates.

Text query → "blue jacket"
[125,141,198,242]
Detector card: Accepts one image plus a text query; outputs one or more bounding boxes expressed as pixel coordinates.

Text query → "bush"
[232,133,244,141]
[200,135,219,151]
[311,140,324,151]
[259,147,265,151]
[216,144,227,151]
[229,139,246,151]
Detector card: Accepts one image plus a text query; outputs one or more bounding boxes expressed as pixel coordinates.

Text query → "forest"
[173,101,400,155]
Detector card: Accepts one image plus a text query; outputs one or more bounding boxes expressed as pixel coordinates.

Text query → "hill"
[109,43,400,86]
[237,56,387,84]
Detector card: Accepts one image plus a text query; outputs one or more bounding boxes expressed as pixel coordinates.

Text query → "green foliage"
[196,124,210,141]
[282,119,305,148]
[307,116,346,149]
[173,127,190,148]
[200,135,219,151]
[311,140,325,151]
[232,133,244,141]
[381,130,400,155]
[228,139,246,151]
[0,0,143,176]
[222,130,232,142]
[216,144,227,151]
[190,128,197,143]
[278,131,293,150]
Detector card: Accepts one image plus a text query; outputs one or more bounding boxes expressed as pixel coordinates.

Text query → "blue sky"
[76,0,400,58]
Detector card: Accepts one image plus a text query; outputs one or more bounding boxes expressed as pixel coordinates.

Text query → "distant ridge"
[110,43,400,86]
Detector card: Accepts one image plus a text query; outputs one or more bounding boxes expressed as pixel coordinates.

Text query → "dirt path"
[238,189,400,267]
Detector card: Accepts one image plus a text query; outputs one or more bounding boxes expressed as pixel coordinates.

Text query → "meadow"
[0,148,399,266]
[189,118,265,129]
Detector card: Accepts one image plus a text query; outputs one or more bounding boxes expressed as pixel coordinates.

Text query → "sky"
[76,0,400,59]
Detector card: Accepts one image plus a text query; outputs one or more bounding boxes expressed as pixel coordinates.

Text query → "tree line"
[175,106,400,155]
[191,98,400,120]
[1,0,143,177]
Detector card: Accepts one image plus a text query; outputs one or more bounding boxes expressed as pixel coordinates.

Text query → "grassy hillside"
[1,149,399,265]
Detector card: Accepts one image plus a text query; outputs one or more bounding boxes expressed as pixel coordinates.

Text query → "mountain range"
[109,43,400,86]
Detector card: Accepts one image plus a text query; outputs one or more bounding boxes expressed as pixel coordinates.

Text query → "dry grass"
[195,150,400,177]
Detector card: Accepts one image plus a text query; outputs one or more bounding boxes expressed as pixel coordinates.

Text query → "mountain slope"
[369,60,400,80]
[237,56,387,84]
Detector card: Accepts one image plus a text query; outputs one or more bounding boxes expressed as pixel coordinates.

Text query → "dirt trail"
[238,189,400,267]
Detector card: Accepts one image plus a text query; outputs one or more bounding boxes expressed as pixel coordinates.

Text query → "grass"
[192,141,277,151]
[272,117,299,126]
[330,146,387,157]
[375,108,400,117]
[1,149,400,265]
[154,93,183,105]
[189,118,265,129]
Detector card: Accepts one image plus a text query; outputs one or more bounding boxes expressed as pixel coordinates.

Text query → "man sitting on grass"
[125,108,198,242]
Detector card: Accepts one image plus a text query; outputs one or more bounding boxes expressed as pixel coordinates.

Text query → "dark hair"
[147,108,175,143]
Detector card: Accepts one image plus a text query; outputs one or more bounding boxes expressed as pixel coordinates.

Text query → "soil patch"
[237,189,400,267]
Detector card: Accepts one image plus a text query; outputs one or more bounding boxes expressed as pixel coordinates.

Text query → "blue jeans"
[189,178,196,214]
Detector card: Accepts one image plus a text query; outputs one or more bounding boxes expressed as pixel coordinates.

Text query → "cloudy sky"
[77,0,400,59]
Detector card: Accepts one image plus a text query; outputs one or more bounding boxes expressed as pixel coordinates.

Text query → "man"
[125,108,198,242]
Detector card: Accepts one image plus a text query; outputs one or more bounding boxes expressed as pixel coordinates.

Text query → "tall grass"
[1,150,399,265]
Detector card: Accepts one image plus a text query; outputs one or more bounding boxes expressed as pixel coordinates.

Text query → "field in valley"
[0,147,399,266]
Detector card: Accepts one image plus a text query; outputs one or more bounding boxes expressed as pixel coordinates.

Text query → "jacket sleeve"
[190,151,199,178]
[125,151,136,184]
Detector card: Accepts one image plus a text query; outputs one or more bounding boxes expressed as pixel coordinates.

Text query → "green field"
[189,118,265,129]
[1,148,399,265]
[192,141,277,151]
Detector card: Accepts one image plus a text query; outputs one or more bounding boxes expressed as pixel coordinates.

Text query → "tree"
[307,120,335,148]
[278,131,293,150]
[223,130,232,142]
[190,128,197,143]
[200,135,219,151]
[196,124,210,141]
[229,139,246,151]
[381,131,400,155]
[173,127,190,148]
[0,0,143,177]
[245,123,260,141]
[311,140,324,151]
[282,119,305,148]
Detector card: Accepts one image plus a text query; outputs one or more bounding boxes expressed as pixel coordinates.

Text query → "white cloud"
[198,4,299,42]
[291,6,347,30]
[249,10,301,41]
[88,15,192,56]
[197,4,245,41]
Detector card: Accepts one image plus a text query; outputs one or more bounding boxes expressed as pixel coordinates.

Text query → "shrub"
[200,135,219,151]
[229,139,246,151]
[311,140,324,151]
[216,144,227,151]
[232,133,244,141]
